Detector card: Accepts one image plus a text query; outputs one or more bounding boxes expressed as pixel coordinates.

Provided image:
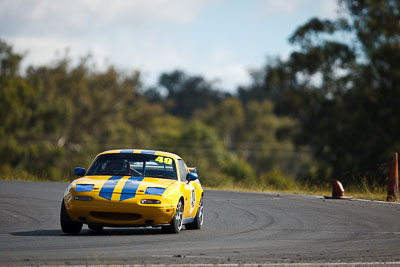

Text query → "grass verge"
[204,184,388,201]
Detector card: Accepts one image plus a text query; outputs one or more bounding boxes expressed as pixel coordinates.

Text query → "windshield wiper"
[96,173,133,176]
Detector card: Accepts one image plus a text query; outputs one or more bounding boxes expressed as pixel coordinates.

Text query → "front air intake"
[90,212,141,221]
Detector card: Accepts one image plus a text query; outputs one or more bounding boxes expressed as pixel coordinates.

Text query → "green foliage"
[2,0,397,190]
[242,0,400,186]
[158,70,227,118]
[222,157,256,185]
[0,38,311,188]
[260,169,296,190]
[196,98,305,179]
[155,120,232,186]
[194,97,244,147]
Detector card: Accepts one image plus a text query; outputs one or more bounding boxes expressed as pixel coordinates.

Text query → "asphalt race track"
[1,180,400,266]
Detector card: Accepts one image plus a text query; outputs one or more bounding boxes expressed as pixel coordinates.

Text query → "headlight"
[145,187,165,196]
[140,199,161,204]
[76,184,94,192]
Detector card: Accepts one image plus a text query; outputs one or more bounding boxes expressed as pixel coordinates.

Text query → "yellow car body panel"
[63,149,203,227]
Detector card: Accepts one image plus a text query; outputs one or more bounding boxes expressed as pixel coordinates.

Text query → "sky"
[0,0,339,92]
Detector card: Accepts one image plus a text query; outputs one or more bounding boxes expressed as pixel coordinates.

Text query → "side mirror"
[74,167,86,177]
[188,167,197,173]
[187,172,198,182]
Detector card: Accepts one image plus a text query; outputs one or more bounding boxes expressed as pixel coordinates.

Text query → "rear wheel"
[162,200,183,234]
[60,200,82,235]
[185,196,204,230]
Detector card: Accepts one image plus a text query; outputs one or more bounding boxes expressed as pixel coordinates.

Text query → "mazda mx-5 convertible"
[61,149,204,234]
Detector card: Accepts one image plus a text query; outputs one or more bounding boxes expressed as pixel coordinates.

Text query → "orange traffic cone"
[332,179,344,198]
[386,152,399,201]
[325,179,352,199]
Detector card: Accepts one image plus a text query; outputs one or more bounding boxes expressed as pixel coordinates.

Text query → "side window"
[177,159,188,182]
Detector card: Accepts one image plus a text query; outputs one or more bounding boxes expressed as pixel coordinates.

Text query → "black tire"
[162,200,184,234]
[88,224,104,232]
[185,196,204,230]
[60,200,82,235]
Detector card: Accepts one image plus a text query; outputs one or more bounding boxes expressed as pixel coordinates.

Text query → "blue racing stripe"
[119,149,134,153]
[99,176,123,200]
[120,176,144,201]
[140,150,156,155]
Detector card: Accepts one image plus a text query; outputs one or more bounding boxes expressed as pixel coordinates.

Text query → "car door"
[177,159,192,218]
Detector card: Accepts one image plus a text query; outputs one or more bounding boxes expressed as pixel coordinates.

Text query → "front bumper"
[64,195,176,226]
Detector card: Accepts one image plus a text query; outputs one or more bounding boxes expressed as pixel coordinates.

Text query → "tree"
[158,70,228,118]
[0,40,65,178]
[242,0,400,185]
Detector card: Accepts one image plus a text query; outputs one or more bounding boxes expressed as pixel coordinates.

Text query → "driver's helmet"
[105,160,126,173]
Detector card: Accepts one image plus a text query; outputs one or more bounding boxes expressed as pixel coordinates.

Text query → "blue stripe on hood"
[99,176,123,200]
[120,176,144,201]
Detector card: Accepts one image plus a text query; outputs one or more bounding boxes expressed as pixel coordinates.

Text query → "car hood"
[73,176,177,200]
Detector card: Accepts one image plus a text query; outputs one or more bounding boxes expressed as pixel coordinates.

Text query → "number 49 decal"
[155,156,172,165]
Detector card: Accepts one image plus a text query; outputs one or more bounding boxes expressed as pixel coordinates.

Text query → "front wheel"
[60,200,82,235]
[185,196,204,230]
[162,200,183,234]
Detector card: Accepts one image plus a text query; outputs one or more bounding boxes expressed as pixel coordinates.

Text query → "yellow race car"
[61,149,204,234]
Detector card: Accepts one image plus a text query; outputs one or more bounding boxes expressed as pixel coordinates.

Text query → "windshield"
[86,153,177,180]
